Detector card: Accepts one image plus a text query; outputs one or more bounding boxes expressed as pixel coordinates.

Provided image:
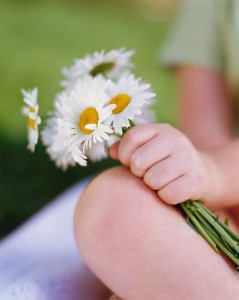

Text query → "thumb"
[109,142,120,160]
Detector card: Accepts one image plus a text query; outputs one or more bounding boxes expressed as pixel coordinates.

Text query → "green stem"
[193,209,222,241]
[203,225,239,266]
[180,202,219,253]
[193,209,239,258]
[181,200,239,269]
[194,202,239,252]
[197,202,239,243]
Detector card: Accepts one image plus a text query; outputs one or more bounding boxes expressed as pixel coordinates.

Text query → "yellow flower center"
[28,107,36,130]
[79,107,99,134]
[109,94,131,114]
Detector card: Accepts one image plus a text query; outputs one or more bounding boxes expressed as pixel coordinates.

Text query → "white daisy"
[106,74,156,134]
[61,48,135,89]
[61,65,78,90]
[85,141,108,162]
[41,116,87,169]
[134,101,157,125]
[21,88,41,152]
[85,133,122,162]
[57,76,115,164]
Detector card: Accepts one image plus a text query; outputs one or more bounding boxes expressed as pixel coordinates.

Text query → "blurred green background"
[0,0,178,239]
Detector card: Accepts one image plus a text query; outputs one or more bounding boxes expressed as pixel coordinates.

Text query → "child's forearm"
[203,139,239,209]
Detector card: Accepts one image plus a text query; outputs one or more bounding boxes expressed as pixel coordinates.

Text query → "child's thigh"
[74,166,239,300]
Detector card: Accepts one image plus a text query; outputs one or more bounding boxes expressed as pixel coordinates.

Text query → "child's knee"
[74,166,239,300]
[74,166,137,265]
[74,166,181,298]
[74,166,162,296]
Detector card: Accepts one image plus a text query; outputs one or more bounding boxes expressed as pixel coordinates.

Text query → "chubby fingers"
[118,124,181,177]
[143,154,186,191]
[157,174,199,205]
[117,124,160,167]
[115,123,207,205]
[118,124,172,168]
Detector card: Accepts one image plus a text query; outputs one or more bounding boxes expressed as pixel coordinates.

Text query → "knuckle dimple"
[130,153,143,176]
[131,152,140,167]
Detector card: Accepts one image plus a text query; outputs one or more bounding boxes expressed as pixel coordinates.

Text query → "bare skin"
[74,66,239,299]
[178,67,235,149]
[178,67,239,216]
[74,167,239,300]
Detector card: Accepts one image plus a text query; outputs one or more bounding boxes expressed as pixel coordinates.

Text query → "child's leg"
[74,166,239,300]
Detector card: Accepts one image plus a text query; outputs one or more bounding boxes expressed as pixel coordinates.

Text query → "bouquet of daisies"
[22,48,239,272]
[22,49,155,169]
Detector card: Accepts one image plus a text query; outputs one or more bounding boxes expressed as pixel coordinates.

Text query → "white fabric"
[0,177,107,299]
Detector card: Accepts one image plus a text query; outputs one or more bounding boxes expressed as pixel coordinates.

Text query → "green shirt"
[161,0,239,98]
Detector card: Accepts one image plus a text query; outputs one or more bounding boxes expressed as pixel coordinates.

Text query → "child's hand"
[110,124,219,207]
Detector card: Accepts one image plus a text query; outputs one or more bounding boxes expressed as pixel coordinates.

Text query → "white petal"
[21,106,29,116]
[85,123,97,130]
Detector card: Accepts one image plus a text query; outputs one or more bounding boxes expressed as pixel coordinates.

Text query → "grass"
[0,0,177,239]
